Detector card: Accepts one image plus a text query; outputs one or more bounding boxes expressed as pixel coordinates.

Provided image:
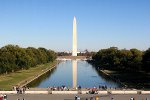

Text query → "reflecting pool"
[28,60,121,88]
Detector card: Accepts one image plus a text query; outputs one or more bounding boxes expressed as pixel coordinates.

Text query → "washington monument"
[72,16,77,56]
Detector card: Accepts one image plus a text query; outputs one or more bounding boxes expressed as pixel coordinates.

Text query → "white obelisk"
[72,16,77,56]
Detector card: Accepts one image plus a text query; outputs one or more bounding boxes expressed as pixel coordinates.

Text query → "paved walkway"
[7,94,150,100]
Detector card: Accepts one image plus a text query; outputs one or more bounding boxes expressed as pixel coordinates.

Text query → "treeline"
[91,47,150,72]
[57,49,95,57]
[0,45,57,74]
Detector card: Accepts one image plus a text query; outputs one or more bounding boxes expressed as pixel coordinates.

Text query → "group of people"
[48,85,69,91]
[13,86,26,94]
[47,85,108,92]
[98,85,108,90]
[48,85,83,91]
[47,85,104,94]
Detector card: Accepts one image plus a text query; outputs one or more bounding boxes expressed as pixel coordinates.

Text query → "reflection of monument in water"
[72,60,77,88]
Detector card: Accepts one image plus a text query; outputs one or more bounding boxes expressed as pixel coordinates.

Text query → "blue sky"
[0,0,150,51]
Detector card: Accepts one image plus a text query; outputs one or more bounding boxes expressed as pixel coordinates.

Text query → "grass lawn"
[0,61,58,90]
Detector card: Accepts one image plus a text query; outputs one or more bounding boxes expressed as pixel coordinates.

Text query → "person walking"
[130,97,134,100]
[95,96,99,100]
[111,97,114,100]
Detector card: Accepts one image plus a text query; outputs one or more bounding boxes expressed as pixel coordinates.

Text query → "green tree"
[38,48,48,63]
[118,49,132,70]
[92,47,144,71]
[0,44,57,74]
[92,47,120,69]
[0,45,17,73]
[142,48,150,72]
[130,49,143,71]
[15,48,31,69]
[47,50,57,62]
